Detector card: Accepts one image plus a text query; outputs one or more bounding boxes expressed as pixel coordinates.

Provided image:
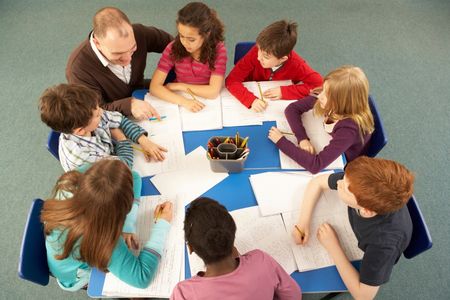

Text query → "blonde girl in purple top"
[150,2,227,113]
[170,197,301,300]
[268,65,375,174]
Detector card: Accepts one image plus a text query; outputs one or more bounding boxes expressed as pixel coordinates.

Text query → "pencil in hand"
[294,225,305,241]
[257,82,267,103]
[154,206,163,224]
[187,88,198,101]
[280,131,294,136]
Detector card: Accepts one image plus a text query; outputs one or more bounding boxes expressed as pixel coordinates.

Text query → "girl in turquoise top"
[42,159,173,291]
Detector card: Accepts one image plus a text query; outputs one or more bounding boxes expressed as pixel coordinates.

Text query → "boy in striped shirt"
[39,83,167,171]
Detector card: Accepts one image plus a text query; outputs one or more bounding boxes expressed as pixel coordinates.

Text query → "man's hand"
[122,233,139,250]
[250,99,267,112]
[131,98,161,120]
[263,87,282,99]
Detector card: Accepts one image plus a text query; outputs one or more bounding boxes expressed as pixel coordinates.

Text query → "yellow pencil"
[132,145,150,156]
[294,225,305,240]
[257,82,267,103]
[280,131,294,136]
[154,206,163,224]
[187,88,198,101]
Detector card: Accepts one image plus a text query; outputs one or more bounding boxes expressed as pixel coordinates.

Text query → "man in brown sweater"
[66,7,173,120]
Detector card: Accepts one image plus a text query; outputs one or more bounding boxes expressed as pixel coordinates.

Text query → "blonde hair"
[314,65,374,142]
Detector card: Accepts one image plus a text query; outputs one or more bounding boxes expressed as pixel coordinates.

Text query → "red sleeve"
[280,52,323,99]
[157,42,175,74]
[225,46,259,108]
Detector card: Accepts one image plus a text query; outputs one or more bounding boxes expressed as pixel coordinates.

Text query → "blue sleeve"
[123,171,142,233]
[120,117,147,143]
[108,220,171,288]
[114,140,134,168]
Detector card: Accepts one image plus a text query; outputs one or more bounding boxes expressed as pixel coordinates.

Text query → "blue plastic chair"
[46,130,60,160]
[366,95,388,157]
[18,199,50,286]
[404,195,433,259]
[233,41,256,65]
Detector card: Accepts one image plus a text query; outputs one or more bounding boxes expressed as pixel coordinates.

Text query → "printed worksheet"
[178,92,223,131]
[102,195,185,298]
[276,110,345,170]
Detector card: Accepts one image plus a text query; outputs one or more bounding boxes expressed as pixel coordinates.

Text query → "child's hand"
[140,138,168,161]
[182,98,205,112]
[299,139,316,154]
[122,233,140,250]
[250,99,267,112]
[268,126,283,144]
[155,201,173,222]
[263,87,282,99]
[131,98,161,121]
[292,222,310,245]
[317,223,340,252]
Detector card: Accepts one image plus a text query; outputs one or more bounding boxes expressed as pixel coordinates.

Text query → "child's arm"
[284,96,317,142]
[279,53,323,99]
[165,74,224,99]
[292,174,330,244]
[272,123,359,174]
[119,117,168,161]
[225,46,261,108]
[150,69,205,112]
[317,223,380,300]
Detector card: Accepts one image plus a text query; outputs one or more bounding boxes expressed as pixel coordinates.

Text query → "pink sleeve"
[263,251,302,300]
[169,283,187,300]
[156,42,175,74]
[212,42,227,76]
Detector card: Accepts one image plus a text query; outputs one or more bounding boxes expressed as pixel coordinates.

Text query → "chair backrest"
[46,130,60,160]
[18,199,50,286]
[404,195,433,259]
[366,95,388,157]
[234,41,256,65]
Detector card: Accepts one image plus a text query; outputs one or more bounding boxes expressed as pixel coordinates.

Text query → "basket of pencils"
[207,133,249,173]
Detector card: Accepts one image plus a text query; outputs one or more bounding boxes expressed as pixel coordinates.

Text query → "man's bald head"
[93,7,131,39]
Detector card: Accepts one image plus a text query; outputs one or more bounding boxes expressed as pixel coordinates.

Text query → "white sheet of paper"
[102,195,185,298]
[221,88,263,126]
[150,146,228,205]
[282,190,363,272]
[231,206,298,274]
[277,109,345,170]
[132,95,186,177]
[178,92,223,131]
[249,172,313,216]
[188,206,297,276]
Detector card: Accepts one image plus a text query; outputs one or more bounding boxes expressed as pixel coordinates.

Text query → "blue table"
[88,92,357,297]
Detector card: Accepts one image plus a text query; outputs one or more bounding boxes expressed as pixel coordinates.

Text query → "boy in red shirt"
[225,20,322,112]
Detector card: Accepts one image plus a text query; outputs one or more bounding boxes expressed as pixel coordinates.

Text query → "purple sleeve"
[284,96,317,142]
[276,121,359,174]
[263,252,302,300]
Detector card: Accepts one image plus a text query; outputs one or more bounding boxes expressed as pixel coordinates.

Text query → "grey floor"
[1,0,449,299]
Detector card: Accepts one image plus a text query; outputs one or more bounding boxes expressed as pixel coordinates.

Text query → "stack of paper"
[151,146,229,205]
[102,195,185,298]
[132,95,186,176]
[221,88,263,127]
[276,109,345,170]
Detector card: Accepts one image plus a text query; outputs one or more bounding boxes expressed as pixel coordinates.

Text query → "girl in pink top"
[150,2,227,112]
[170,197,301,300]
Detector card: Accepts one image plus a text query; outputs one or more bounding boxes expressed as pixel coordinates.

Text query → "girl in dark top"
[268,65,374,174]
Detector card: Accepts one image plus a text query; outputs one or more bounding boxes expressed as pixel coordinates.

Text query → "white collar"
[90,32,109,67]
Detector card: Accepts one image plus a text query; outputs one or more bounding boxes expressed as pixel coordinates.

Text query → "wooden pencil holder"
[207,136,249,173]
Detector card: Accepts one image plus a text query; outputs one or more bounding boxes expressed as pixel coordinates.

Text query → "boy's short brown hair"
[39,83,99,133]
[256,20,298,58]
[345,156,415,215]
